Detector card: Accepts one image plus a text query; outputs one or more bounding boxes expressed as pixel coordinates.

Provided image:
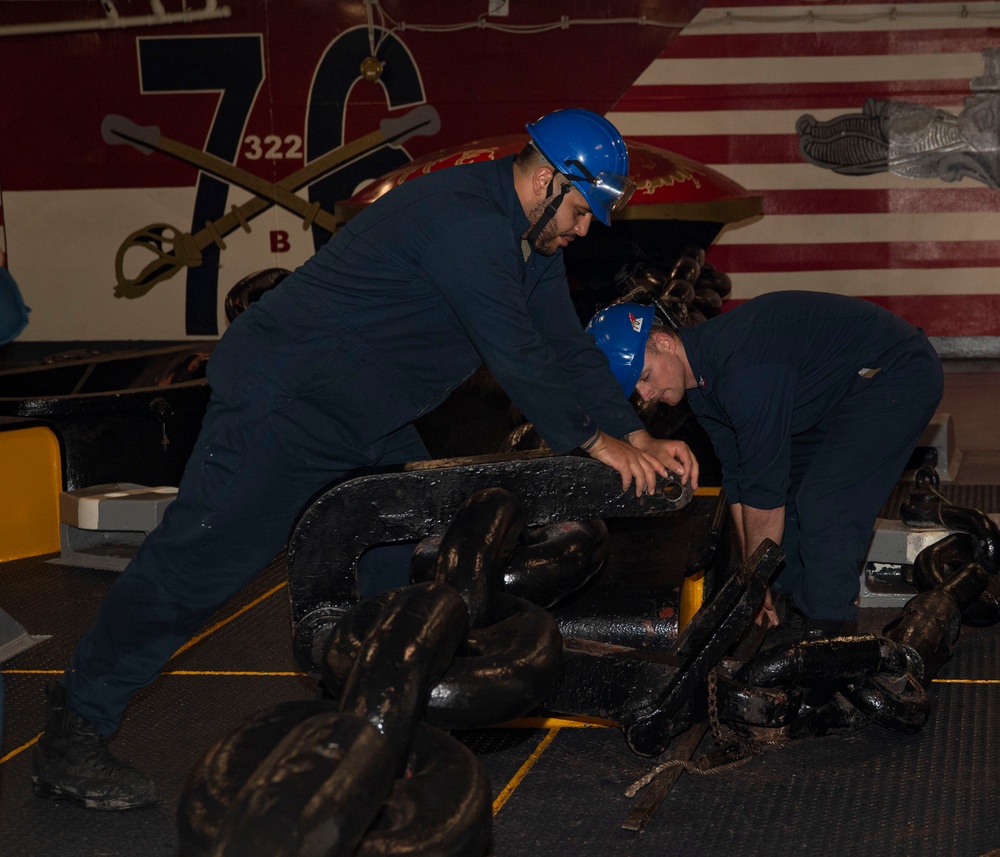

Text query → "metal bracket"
[287,450,691,674]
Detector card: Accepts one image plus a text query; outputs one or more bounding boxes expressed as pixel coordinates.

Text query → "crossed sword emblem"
[103,105,440,299]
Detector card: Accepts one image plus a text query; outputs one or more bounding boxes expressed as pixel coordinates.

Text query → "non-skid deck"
[2,546,999,857]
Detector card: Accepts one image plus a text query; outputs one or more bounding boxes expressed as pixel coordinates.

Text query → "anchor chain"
[178,581,495,857]
[410,517,610,610]
[630,467,1000,809]
[322,489,572,731]
[623,668,762,800]
[178,462,1000,849]
[724,466,998,741]
[703,668,762,768]
[178,487,574,857]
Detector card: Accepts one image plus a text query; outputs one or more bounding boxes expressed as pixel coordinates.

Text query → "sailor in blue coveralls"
[32,109,698,810]
[588,291,943,634]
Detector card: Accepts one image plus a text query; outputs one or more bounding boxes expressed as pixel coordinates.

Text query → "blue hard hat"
[586,303,654,394]
[0,268,29,345]
[526,109,634,226]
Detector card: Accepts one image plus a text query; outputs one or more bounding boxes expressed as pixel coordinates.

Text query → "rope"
[624,752,758,798]
[625,668,765,798]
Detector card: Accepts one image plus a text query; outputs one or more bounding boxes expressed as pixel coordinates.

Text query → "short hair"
[646,322,677,348]
[514,141,550,172]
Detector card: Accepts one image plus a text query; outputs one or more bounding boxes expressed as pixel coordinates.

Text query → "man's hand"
[731,502,784,627]
[584,430,671,497]
[625,430,699,491]
[755,587,779,627]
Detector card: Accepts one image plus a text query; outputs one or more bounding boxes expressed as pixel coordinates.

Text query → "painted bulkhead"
[0,1,704,342]
[2,0,994,354]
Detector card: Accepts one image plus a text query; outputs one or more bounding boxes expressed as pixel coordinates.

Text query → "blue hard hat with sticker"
[586,302,654,394]
[526,109,634,226]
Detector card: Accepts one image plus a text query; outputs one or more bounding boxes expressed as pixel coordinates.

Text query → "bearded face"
[524,180,594,256]
[526,198,563,256]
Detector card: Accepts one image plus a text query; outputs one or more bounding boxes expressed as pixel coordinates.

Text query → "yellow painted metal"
[0,425,62,562]
[677,486,723,630]
[679,569,705,632]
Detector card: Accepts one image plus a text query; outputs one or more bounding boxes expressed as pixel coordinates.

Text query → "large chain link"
[179,487,582,857]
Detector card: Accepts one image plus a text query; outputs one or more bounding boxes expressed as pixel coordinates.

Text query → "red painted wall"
[0,1,698,340]
[611,0,1000,343]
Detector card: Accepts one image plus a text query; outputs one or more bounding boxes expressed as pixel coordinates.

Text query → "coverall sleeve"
[419,211,611,453]
[709,364,798,509]
[524,261,644,439]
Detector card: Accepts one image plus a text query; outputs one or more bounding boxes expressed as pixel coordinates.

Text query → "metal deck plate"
[3,552,1000,856]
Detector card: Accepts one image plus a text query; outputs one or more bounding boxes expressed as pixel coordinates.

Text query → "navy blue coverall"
[678,291,943,624]
[65,154,644,735]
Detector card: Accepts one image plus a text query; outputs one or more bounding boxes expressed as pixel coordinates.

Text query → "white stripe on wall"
[634,53,986,86]
[683,2,1000,35]
[698,163,976,191]
[728,268,1000,297]
[610,106,970,137]
[716,211,1000,243]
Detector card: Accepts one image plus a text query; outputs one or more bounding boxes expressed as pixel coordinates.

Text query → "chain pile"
[627,466,999,803]
[177,487,591,857]
[176,456,998,848]
[720,466,999,745]
[616,246,733,328]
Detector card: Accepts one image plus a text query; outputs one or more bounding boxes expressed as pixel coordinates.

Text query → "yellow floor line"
[493,727,560,816]
[0,582,290,766]
[2,669,62,675]
[3,669,306,677]
[499,715,617,729]
[162,670,306,677]
[4,581,290,682]
[5,671,997,684]
[1,733,40,765]
[3,669,305,677]
[2,564,996,780]
[171,581,287,658]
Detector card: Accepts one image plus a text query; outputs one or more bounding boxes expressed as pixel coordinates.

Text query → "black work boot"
[32,682,158,810]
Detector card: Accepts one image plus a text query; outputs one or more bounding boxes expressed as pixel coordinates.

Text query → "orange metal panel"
[0,425,62,562]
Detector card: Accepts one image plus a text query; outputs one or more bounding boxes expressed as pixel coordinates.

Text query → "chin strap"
[524,176,572,249]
